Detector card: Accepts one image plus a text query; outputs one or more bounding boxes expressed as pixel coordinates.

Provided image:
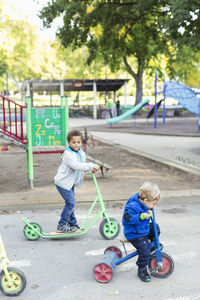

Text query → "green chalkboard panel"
[31,107,66,146]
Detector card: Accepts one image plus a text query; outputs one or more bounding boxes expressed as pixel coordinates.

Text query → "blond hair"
[139,181,160,203]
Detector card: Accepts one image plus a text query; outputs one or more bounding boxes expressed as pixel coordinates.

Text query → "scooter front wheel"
[149,252,174,278]
[0,267,26,296]
[93,263,113,283]
[99,218,120,240]
[23,222,42,240]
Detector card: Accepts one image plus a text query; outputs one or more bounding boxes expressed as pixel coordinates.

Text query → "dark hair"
[67,130,83,142]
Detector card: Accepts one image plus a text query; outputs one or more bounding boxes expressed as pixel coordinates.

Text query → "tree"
[39,0,200,103]
[0,4,38,90]
[161,0,200,50]
[39,1,171,103]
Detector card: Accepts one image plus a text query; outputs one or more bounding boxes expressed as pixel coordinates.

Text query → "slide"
[146,99,163,119]
[106,98,150,125]
[164,81,200,115]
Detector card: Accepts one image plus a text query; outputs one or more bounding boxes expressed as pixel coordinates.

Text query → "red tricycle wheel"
[149,252,174,278]
[104,246,122,258]
[93,263,113,283]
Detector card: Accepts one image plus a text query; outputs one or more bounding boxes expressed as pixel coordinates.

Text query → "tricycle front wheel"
[149,252,174,278]
[99,218,120,240]
[93,263,113,283]
[0,267,26,296]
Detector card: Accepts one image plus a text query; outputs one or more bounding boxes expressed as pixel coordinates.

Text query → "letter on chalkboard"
[54,125,61,135]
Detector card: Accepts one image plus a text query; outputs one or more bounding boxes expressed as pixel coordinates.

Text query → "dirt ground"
[0,136,199,197]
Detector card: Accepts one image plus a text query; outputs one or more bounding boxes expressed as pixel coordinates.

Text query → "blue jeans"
[56,185,78,227]
[130,236,150,267]
[129,223,160,268]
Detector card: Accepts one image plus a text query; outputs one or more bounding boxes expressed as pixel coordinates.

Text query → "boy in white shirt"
[54,130,99,233]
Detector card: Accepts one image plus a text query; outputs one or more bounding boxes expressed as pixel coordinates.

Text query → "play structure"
[93,209,174,283]
[22,169,120,240]
[151,72,200,130]
[106,72,200,131]
[1,79,128,188]
[0,83,69,188]
[0,235,26,296]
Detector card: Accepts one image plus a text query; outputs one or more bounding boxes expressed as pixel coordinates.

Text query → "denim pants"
[56,185,77,227]
[129,223,160,268]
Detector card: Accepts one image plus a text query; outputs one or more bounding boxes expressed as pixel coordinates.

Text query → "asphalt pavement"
[1,203,200,300]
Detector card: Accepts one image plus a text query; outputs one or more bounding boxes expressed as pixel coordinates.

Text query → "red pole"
[3,97,6,131]
[15,104,18,137]
[20,106,24,141]
[8,101,11,134]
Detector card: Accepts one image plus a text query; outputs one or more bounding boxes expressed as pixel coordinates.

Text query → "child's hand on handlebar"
[140,213,151,220]
[92,165,100,173]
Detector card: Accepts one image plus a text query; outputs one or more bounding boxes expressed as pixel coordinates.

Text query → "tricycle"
[93,209,174,283]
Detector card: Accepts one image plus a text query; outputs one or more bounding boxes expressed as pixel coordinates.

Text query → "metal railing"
[0,94,27,144]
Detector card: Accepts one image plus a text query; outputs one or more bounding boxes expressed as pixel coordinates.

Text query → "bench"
[164,105,184,117]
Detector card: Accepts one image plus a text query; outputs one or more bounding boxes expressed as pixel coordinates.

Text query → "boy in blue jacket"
[122,181,160,282]
[54,130,99,233]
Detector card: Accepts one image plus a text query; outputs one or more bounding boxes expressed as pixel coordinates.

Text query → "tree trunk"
[123,56,145,105]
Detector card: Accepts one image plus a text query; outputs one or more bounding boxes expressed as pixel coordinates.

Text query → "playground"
[0,115,199,206]
[0,77,200,205]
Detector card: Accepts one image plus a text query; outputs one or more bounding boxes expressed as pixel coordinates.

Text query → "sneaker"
[57,224,76,233]
[68,224,83,231]
[138,266,151,282]
[68,223,80,229]
[74,224,81,229]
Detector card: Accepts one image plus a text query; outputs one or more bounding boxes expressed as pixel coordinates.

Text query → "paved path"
[92,131,200,173]
[70,117,200,173]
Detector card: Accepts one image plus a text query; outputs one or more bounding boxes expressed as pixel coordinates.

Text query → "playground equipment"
[0,82,69,189]
[1,79,127,189]
[146,99,163,119]
[0,235,26,296]
[106,71,200,131]
[22,169,120,241]
[106,98,150,125]
[93,209,174,283]
[153,71,200,131]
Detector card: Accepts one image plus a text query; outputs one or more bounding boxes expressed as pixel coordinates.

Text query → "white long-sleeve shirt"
[54,146,97,190]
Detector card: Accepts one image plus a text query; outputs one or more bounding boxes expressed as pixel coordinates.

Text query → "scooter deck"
[41,228,86,239]
[49,229,83,236]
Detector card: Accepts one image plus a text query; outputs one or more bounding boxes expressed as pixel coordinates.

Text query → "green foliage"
[1,0,199,98]
[39,0,200,99]
[167,46,200,86]
[161,0,200,50]
[39,1,171,102]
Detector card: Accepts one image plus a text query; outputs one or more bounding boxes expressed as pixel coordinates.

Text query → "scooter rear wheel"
[149,252,174,278]
[23,222,42,240]
[104,246,123,258]
[99,218,120,240]
[93,263,113,283]
[0,267,26,296]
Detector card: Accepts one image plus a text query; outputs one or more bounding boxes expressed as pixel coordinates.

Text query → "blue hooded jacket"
[122,192,150,240]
